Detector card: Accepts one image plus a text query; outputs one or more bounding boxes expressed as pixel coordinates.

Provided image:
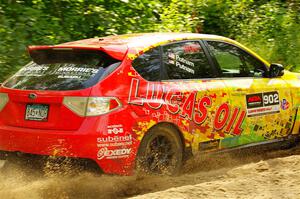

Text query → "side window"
[132,47,161,81]
[206,41,266,78]
[162,41,214,80]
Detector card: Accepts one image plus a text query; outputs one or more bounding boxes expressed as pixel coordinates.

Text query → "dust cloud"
[1,144,300,199]
[133,154,300,199]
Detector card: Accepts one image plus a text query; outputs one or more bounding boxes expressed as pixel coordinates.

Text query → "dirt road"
[133,153,300,199]
[1,145,300,199]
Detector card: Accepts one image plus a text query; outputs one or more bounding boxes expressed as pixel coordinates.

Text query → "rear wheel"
[136,124,183,175]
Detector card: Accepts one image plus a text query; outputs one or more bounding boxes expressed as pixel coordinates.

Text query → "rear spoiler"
[27,44,128,61]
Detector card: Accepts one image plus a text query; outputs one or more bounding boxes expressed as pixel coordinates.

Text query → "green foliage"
[0,0,299,82]
[230,1,300,71]
[0,0,166,81]
[159,0,300,72]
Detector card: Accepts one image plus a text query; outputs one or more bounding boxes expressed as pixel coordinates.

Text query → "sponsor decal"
[168,53,195,74]
[15,63,49,77]
[199,140,220,151]
[21,65,49,72]
[97,135,132,143]
[183,44,201,54]
[54,64,99,79]
[97,134,133,147]
[128,78,246,135]
[97,125,130,147]
[97,147,131,160]
[246,91,280,117]
[246,93,263,108]
[57,66,98,74]
[281,99,290,110]
[106,124,124,135]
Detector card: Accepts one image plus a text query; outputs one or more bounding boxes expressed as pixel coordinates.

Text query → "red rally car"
[0,33,300,175]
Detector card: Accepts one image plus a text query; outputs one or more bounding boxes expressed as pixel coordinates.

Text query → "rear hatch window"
[4,49,121,91]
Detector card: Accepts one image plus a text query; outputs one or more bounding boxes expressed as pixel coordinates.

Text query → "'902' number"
[263,92,279,106]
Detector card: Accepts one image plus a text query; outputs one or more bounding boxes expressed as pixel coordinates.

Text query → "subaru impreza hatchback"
[0,33,300,175]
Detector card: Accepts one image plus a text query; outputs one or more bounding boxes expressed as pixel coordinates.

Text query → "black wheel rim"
[144,135,176,174]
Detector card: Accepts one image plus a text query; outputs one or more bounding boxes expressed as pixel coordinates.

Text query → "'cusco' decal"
[246,91,280,117]
[128,78,246,135]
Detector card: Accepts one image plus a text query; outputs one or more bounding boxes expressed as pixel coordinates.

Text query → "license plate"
[25,104,49,121]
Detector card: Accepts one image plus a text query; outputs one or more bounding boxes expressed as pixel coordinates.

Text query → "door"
[205,40,294,148]
[160,40,245,153]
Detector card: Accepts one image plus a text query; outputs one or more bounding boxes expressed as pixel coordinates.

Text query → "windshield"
[3,49,121,91]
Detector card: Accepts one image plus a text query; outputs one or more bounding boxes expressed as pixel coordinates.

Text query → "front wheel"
[136,124,183,175]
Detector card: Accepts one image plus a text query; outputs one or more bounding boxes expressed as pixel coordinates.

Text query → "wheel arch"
[139,122,192,160]
[291,107,300,135]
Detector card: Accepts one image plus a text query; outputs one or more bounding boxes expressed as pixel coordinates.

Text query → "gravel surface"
[1,144,300,199]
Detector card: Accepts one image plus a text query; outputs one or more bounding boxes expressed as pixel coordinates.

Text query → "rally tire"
[136,124,183,175]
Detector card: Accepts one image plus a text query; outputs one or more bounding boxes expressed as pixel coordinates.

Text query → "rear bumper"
[0,125,91,157]
[0,125,138,175]
[0,151,103,173]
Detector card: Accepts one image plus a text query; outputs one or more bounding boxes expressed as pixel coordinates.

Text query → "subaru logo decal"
[28,93,37,100]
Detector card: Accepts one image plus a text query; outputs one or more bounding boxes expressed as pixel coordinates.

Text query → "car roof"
[62,32,227,47]
[27,33,268,66]
[28,33,228,60]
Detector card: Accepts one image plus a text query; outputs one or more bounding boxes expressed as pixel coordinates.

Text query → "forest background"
[0,0,299,82]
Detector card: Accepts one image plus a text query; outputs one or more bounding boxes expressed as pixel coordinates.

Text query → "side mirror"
[269,63,284,78]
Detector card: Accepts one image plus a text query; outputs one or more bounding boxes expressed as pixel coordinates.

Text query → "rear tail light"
[0,93,9,112]
[63,97,88,117]
[63,97,122,117]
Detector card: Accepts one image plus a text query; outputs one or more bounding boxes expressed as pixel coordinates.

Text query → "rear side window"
[4,50,121,90]
[132,47,161,81]
[162,41,214,80]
